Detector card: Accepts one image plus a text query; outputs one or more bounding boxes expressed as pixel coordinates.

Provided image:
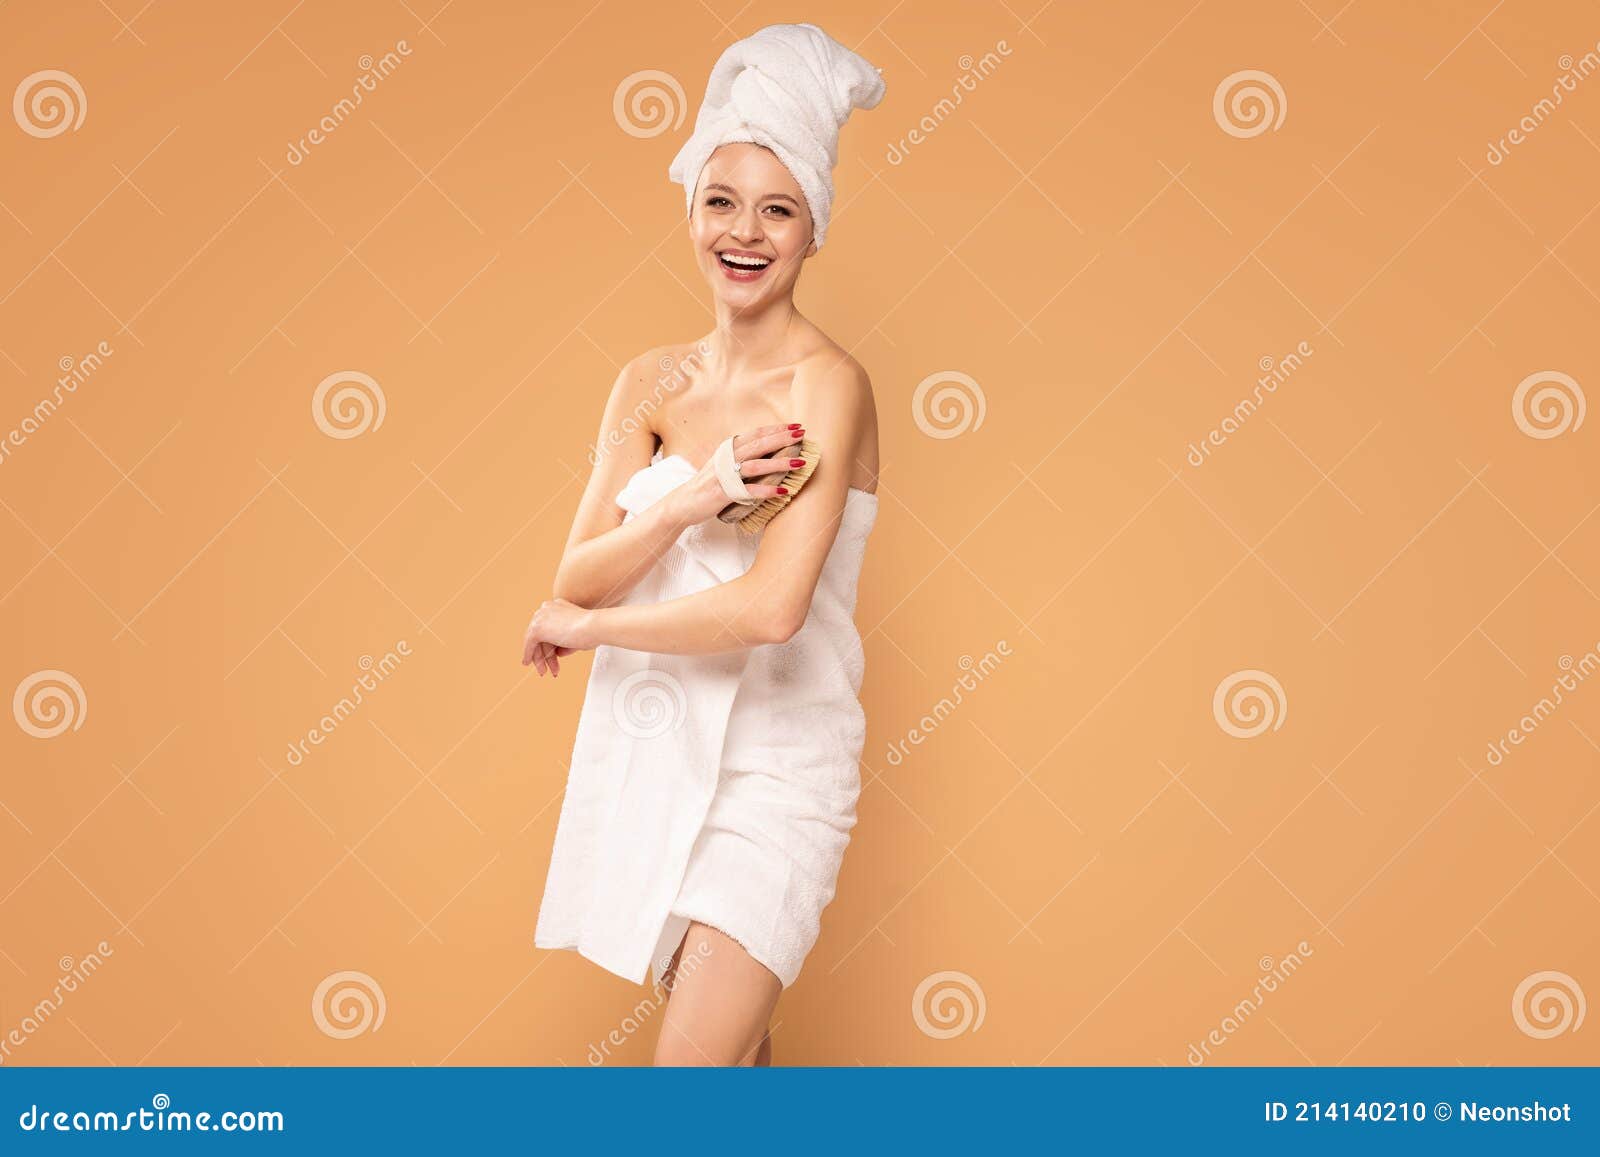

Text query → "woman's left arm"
[522,362,869,670]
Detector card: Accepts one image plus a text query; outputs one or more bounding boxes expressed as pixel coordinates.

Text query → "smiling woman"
[522,21,887,1068]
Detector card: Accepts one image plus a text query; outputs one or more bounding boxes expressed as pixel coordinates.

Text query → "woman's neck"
[704,296,805,378]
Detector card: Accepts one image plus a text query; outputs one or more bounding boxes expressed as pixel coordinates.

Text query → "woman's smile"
[716,247,774,281]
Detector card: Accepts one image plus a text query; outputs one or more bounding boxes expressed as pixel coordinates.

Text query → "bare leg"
[654,922,780,1066]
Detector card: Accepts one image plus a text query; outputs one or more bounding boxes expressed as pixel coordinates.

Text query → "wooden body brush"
[713,433,821,534]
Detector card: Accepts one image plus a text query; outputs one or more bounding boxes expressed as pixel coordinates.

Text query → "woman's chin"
[708,280,770,306]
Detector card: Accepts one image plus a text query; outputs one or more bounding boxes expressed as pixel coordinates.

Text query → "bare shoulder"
[614,342,701,396]
[791,338,879,492]
[602,342,703,428]
[792,340,874,413]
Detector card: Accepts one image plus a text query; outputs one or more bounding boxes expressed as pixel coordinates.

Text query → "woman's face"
[689,143,815,308]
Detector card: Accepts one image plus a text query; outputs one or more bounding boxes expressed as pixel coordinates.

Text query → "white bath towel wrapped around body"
[534,449,879,988]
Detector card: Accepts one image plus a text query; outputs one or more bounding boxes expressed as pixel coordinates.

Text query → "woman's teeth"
[719,252,772,270]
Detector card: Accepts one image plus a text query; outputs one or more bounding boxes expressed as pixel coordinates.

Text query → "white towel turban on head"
[667,22,885,251]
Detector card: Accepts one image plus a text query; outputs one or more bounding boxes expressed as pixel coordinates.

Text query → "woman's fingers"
[741,450,798,473]
[734,424,805,464]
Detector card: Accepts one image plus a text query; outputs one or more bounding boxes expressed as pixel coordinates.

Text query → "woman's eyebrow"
[703,182,800,206]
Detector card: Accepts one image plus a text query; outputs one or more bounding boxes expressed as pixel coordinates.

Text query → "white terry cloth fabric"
[666,22,886,250]
[534,449,879,988]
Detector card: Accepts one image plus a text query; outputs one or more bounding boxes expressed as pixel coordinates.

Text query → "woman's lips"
[717,251,772,282]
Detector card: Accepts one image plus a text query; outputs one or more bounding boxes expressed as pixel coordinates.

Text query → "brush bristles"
[732,437,821,535]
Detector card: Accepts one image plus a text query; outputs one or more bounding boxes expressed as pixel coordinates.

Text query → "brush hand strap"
[712,434,756,504]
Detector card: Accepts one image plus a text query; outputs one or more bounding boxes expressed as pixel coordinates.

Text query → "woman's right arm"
[550,353,694,610]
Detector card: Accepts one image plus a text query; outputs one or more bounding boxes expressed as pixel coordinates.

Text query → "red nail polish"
[789,458,804,466]
[787,423,802,429]
[776,486,788,494]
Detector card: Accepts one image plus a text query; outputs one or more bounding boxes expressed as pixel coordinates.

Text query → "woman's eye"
[707,196,733,208]
[764,205,793,217]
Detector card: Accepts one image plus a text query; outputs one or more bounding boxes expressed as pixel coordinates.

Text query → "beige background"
[2,0,1597,1065]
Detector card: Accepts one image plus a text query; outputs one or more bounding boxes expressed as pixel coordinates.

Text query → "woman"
[520,24,886,1066]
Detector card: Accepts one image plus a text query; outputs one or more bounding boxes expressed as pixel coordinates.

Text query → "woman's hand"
[521,597,597,676]
[662,423,808,526]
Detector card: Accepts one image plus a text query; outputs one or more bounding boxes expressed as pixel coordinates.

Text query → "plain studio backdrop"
[0,0,1597,1066]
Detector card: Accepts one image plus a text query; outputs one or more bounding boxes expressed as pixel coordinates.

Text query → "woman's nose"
[731,206,763,243]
